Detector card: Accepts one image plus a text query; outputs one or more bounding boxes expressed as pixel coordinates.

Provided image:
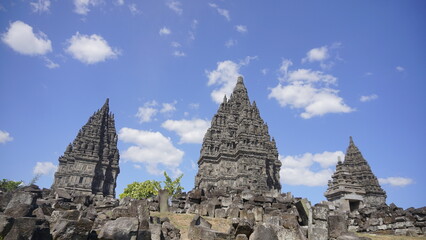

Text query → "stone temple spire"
[53,98,120,198]
[195,76,282,194]
[324,137,386,211]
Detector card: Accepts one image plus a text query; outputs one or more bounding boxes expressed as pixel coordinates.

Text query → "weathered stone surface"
[159,190,169,213]
[0,215,14,237]
[329,214,347,238]
[50,218,93,240]
[98,217,139,240]
[215,208,226,218]
[4,217,51,240]
[325,137,386,210]
[4,190,39,218]
[188,215,229,240]
[249,224,277,240]
[194,77,281,193]
[312,204,328,221]
[52,99,120,198]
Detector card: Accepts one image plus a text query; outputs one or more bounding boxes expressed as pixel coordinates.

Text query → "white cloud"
[173,50,186,57]
[261,68,268,75]
[33,161,57,175]
[360,94,378,102]
[159,27,171,36]
[73,0,99,15]
[396,66,405,72]
[162,119,210,144]
[160,101,177,113]
[189,103,200,109]
[235,25,247,33]
[65,32,119,64]
[280,151,344,186]
[133,164,141,169]
[225,39,237,48]
[116,0,124,5]
[191,19,198,29]
[208,3,230,21]
[302,46,329,63]
[379,177,413,187]
[171,41,181,48]
[43,57,59,69]
[119,127,184,175]
[1,21,52,56]
[269,59,353,119]
[30,0,50,13]
[128,4,141,15]
[0,130,13,144]
[136,101,158,123]
[166,0,182,15]
[206,56,257,104]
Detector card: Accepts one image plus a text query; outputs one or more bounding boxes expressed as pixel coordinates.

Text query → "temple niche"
[52,99,120,198]
[325,137,386,212]
[194,76,282,194]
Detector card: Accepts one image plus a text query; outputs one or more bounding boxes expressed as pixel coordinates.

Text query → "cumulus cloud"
[235,25,247,33]
[173,50,185,57]
[73,0,99,15]
[208,3,230,21]
[135,101,158,123]
[206,56,257,103]
[1,21,52,56]
[65,32,119,64]
[159,27,171,36]
[162,119,210,144]
[30,0,50,13]
[280,151,344,186]
[119,127,184,175]
[160,101,177,113]
[0,130,13,144]
[396,66,405,72]
[302,46,329,63]
[166,0,182,15]
[33,162,57,175]
[360,94,378,102]
[269,59,353,119]
[379,177,413,187]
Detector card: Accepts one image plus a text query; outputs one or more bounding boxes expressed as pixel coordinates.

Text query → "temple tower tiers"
[53,99,120,198]
[325,137,386,211]
[195,76,282,194]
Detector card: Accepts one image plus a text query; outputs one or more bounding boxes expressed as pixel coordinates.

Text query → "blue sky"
[0,0,425,208]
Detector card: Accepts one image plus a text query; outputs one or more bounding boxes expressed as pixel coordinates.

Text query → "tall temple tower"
[325,137,386,211]
[53,99,120,198]
[195,76,282,194]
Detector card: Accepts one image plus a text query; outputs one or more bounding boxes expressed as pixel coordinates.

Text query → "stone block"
[215,208,226,218]
[0,215,14,237]
[4,191,38,218]
[312,204,328,221]
[227,206,240,218]
[4,217,51,240]
[249,224,277,240]
[98,217,139,240]
[50,218,93,240]
[311,227,328,240]
[328,214,347,238]
[253,207,263,222]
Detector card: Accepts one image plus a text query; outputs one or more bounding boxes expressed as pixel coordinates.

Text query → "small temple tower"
[53,99,120,197]
[194,76,282,194]
[325,137,386,211]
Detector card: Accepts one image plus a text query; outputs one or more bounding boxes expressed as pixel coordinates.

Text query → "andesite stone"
[195,76,281,194]
[52,98,120,198]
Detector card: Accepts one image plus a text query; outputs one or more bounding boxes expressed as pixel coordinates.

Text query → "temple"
[194,76,282,194]
[52,99,120,198]
[324,137,386,211]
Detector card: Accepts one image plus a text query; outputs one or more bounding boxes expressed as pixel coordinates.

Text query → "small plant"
[0,179,23,192]
[120,171,184,199]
